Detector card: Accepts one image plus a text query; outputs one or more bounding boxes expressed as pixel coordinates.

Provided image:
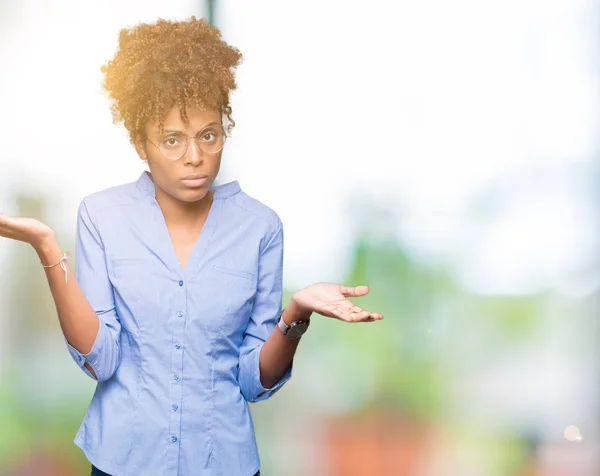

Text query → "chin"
[177,187,210,202]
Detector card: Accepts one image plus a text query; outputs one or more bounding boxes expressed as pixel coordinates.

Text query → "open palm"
[292,282,383,323]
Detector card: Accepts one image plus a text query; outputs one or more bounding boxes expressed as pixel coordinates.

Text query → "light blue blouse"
[65,171,292,476]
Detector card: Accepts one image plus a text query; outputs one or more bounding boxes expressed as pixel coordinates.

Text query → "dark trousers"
[91,464,260,475]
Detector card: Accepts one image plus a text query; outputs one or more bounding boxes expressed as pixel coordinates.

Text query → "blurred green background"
[1,1,599,475]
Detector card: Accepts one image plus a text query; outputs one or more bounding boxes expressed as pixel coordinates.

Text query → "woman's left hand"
[292,282,383,323]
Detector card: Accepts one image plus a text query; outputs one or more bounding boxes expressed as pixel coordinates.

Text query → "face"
[135,105,224,204]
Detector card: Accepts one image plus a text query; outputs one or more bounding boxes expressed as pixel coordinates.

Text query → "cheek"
[209,155,223,174]
[147,154,172,177]
[147,162,176,192]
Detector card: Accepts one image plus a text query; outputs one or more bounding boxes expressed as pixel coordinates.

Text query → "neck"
[155,187,214,227]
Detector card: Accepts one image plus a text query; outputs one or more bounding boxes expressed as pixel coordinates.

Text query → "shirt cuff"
[249,345,293,402]
[64,321,107,380]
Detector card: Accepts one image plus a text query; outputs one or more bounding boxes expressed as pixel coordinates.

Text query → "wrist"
[34,235,61,262]
[286,296,313,323]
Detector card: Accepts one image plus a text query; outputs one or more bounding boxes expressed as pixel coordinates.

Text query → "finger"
[339,284,369,297]
[363,314,384,322]
[332,307,355,322]
[351,310,384,322]
[342,303,383,320]
[343,308,373,322]
[330,304,383,322]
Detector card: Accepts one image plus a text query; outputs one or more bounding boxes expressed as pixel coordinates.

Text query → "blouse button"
[173,374,180,381]
[171,436,178,443]
[178,280,184,287]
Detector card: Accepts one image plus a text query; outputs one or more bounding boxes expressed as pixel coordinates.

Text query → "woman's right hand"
[0,212,56,249]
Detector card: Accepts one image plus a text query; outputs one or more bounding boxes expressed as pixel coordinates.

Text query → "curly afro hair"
[100,16,243,144]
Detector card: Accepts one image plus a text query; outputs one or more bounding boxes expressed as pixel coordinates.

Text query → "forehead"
[148,105,221,135]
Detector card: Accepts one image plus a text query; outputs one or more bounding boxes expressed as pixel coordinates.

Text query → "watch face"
[287,322,309,338]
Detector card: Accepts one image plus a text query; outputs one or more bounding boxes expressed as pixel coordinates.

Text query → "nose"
[184,137,203,165]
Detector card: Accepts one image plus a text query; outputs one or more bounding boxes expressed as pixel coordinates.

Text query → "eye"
[201,132,216,142]
[162,136,182,147]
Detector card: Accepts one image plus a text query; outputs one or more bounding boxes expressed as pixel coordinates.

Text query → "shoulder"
[78,179,144,220]
[230,190,282,235]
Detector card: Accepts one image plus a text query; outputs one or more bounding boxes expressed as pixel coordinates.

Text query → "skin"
[0,105,383,387]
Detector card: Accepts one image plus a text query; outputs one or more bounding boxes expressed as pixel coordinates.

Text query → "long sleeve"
[238,221,292,403]
[65,199,122,382]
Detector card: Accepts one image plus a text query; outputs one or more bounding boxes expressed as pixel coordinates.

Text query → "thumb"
[341,284,369,296]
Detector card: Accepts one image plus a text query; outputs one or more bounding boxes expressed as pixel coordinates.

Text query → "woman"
[0,17,382,476]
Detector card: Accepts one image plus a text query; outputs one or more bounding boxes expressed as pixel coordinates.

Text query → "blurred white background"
[1,1,598,475]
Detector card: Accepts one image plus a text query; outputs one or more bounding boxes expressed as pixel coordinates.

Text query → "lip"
[181,175,208,188]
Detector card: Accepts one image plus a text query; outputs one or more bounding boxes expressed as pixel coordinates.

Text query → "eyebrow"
[162,122,220,135]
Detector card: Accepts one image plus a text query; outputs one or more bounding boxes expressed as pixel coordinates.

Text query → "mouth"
[181,175,208,188]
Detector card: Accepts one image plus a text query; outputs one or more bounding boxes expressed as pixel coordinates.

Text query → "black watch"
[276,308,310,339]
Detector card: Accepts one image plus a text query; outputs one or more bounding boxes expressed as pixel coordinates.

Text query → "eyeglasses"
[145,125,226,161]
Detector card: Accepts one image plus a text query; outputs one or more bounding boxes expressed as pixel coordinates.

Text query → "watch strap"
[277,307,310,338]
[277,308,289,334]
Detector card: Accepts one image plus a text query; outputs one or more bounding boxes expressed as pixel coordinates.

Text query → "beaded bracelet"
[41,252,70,284]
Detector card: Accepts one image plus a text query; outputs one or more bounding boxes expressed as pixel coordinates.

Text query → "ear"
[134,133,148,161]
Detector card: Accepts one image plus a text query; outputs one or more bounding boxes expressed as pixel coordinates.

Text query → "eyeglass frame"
[143,124,227,161]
